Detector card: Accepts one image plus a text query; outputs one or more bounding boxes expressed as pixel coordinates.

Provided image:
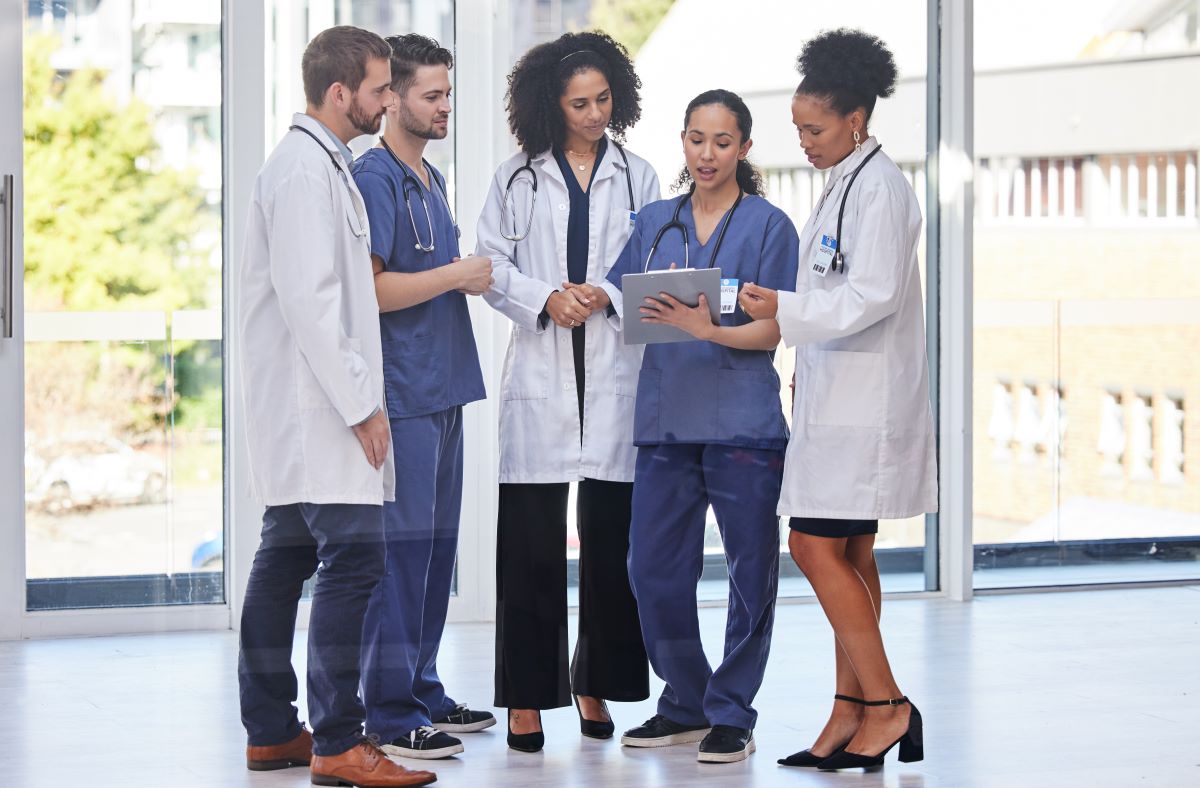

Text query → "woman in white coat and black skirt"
[740,29,937,771]
[475,31,660,753]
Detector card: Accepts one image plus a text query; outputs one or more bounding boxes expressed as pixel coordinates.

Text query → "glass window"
[23,0,224,609]
[972,0,1200,589]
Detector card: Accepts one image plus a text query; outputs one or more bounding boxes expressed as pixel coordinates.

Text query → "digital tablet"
[621,268,721,345]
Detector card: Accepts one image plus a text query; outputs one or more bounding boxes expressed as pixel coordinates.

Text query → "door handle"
[1,173,12,339]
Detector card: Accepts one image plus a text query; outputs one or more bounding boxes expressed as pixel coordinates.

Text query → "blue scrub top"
[607,193,800,449]
[352,148,486,419]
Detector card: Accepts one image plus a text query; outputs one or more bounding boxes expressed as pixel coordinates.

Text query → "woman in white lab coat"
[740,29,936,771]
[475,31,659,752]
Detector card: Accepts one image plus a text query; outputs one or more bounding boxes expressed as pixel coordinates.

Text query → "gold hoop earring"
[853,129,862,153]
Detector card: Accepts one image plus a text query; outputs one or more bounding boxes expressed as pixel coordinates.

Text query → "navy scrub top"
[607,193,800,450]
[551,136,607,424]
[352,149,486,419]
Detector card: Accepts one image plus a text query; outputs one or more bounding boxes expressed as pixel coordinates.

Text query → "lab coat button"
[559,203,566,210]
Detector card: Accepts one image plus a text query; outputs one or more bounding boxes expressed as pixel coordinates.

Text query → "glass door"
[16,0,226,613]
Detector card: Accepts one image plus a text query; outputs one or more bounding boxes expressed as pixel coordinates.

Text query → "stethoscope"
[642,186,744,272]
[827,143,883,274]
[500,141,636,242]
[290,123,368,238]
[379,137,459,253]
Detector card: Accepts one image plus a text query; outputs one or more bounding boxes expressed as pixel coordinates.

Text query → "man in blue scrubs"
[352,34,493,761]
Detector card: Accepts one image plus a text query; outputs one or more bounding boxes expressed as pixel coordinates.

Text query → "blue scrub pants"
[239,502,385,756]
[627,443,783,731]
[362,406,464,740]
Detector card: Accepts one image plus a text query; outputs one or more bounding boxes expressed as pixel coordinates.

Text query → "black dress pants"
[494,478,650,709]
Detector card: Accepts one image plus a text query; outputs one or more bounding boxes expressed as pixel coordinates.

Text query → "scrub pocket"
[384,336,438,417]
[633,369,662,442]
[717,369,783,441]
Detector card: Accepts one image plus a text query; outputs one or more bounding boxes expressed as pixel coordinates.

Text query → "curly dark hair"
[795,28,897,121]
[671,89,764,196]
[505,30,642,155]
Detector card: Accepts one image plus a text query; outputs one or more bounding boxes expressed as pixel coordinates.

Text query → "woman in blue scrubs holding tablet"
[598,89,799,764]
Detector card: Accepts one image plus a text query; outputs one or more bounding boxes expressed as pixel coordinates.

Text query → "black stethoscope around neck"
[826,143,883,274]
[642,186,744,273]
[501,140,636,242]
[289,123,368,239]
[379,137,458,253]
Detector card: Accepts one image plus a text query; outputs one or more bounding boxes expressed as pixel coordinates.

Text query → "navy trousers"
[627,443,783,730]
[239,501,385,756]
[362,407,464,739]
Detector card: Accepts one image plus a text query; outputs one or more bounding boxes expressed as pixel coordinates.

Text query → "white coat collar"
[531,135,625,191]
[290,113,353,166]
[822,135,881,190]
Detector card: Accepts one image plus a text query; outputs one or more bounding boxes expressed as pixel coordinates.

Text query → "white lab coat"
[477,140,660,483]
[238,113,395,506]
[776,138,937,519]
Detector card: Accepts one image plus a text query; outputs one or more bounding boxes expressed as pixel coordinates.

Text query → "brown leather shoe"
[311,740,437,787]
[246,726,313,771]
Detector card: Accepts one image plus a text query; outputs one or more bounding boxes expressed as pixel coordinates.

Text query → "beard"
[397,101,448,141]
[348,95,384,136]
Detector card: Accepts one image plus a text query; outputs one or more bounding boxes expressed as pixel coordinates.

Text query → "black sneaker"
[697,725,755,763]
[620,714,711,748]
[432,703,497,733]
[380,726,464,760]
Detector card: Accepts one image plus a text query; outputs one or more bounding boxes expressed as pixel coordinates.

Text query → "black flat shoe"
[817,696,923,770]
[777,694,865,768]
[574,695,615,740]
[507,709,544,753]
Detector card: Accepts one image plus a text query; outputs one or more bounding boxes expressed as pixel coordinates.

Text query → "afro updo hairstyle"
[795,28,898,122]
[505,30,642,156]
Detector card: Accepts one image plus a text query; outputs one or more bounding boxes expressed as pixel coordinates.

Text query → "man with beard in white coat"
[236,25,434,788]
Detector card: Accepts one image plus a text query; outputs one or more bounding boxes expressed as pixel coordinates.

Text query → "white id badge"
[720,278,739,314]
[628,210,637,230]
[812,234,837,278]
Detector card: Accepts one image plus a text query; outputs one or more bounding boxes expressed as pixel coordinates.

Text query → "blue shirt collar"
[309,116,354,167]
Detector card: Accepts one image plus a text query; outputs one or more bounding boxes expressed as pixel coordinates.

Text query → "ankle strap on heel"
[860,696,909,707]
[833,694,867,704]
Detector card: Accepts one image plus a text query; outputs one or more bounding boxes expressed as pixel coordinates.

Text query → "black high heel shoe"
[573,695,615,740]
[777,694,865,768]
[816,696,923,770]
[507,709,544,753]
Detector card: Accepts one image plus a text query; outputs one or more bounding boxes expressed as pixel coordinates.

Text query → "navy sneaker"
[432,703,497,733]
[380,726,464,760]
[620,714,711,748]
[698,725,755,763]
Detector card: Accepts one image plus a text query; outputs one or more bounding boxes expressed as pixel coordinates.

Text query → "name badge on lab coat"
[628,210,637,230]
[812,234,837,278]
[720,278,739,314]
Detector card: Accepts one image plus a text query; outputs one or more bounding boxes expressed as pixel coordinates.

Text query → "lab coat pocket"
[633,369,661,440]
[501,327,550,400]
[808,350,884,428]
[613,344,642,398]
[296,337,362,411]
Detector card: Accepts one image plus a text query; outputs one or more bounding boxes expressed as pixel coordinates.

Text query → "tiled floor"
[1,585,1197,787]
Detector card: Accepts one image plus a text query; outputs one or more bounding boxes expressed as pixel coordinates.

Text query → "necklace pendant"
[578,164,586,171]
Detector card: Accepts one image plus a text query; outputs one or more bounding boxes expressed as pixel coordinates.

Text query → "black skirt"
[788,517,879,538]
